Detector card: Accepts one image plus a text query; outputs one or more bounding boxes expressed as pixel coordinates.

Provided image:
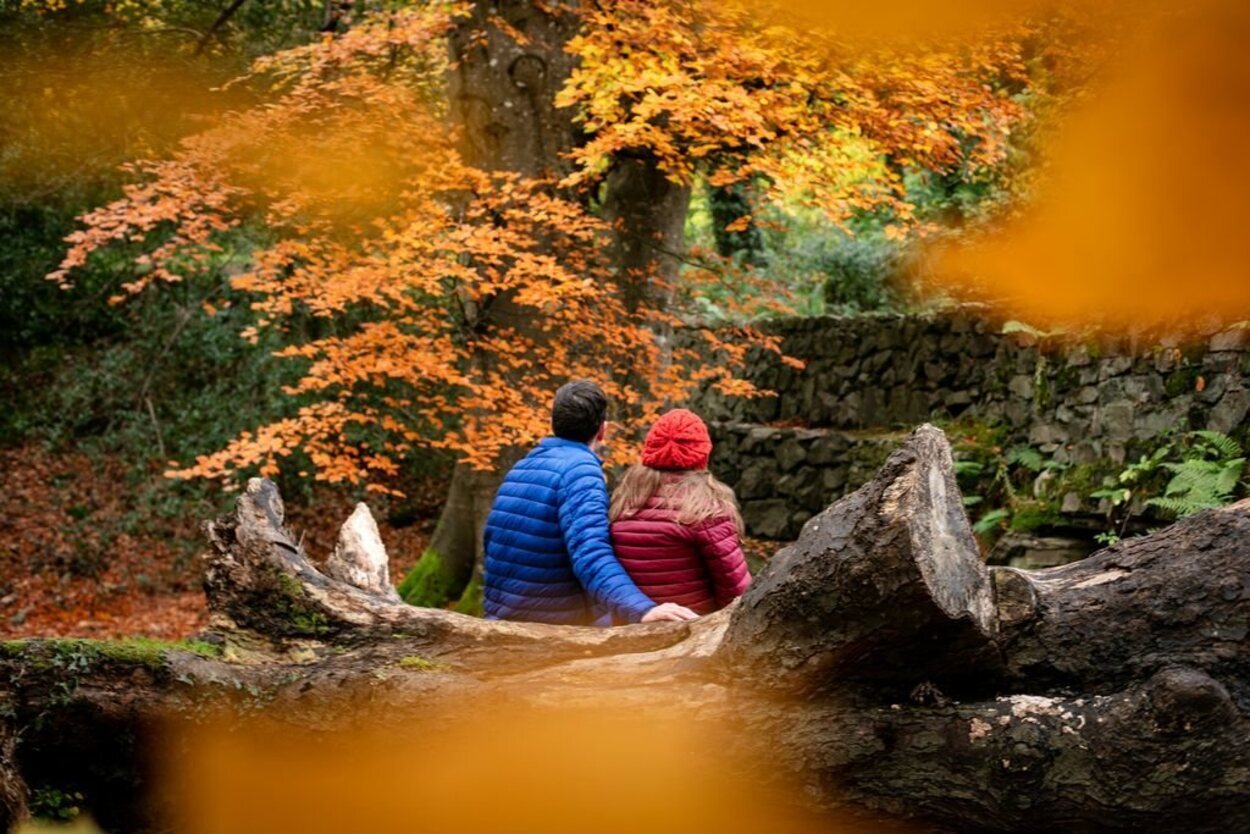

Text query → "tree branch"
[194,0,250,56]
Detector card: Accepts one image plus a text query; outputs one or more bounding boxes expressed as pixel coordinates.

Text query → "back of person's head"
[551,380,607,443]
[609,409,743,532]
[640,409,712,471]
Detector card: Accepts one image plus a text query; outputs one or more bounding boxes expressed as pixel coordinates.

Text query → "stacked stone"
[697,311,1250,540]
[708,424,899,539]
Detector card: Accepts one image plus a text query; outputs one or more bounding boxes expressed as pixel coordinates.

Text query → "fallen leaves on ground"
[0,444,434,640]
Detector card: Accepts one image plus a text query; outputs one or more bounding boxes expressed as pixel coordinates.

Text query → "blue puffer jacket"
[483,437,656,626]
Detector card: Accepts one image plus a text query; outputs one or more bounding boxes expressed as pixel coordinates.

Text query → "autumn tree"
[53,0,1051,607]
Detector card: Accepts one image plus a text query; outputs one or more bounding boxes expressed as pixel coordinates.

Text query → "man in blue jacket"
[483,380,698,626]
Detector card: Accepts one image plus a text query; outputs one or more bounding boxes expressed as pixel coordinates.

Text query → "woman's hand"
[640,602,699,623]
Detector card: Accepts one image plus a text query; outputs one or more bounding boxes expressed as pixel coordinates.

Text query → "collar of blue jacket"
[536,435,601,460]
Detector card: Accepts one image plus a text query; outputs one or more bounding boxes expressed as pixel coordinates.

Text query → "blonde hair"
[609,464,744,534]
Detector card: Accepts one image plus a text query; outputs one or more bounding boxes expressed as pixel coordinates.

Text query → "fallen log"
[1,424,1247,832]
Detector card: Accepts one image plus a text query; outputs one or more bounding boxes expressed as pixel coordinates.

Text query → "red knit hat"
[642,409,713,471]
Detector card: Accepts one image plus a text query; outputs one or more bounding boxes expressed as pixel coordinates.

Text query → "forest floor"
[0,444,777,639]
[0,444,435,639]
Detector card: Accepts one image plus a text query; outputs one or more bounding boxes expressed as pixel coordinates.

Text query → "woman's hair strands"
[610,465,744,534]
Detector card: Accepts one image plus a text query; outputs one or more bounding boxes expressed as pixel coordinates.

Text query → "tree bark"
[600,157,692,311]
[401,0,587,604]
[395,462,481,607]
[722,426,1000,697]
[4,424,1249,833]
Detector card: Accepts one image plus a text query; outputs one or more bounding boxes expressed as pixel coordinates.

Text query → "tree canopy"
[48,0,1078,493]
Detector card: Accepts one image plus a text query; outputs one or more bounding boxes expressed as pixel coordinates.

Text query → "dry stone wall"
[698,310,1250,539]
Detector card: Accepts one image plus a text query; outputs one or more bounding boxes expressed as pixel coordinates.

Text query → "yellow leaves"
[559,0,830,188]
[487,14,529,46]
[558,0,1033,242]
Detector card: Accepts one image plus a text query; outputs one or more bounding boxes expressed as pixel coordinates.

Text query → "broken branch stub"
[324,503,401,602]
[719,424,999,695]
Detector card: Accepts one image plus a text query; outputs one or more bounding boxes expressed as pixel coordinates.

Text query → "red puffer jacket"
[610,497,751,615]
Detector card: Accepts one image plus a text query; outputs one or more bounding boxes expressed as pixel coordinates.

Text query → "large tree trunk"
[600,157,692,311]
[401,1,586,604]
[4,424,1249,832]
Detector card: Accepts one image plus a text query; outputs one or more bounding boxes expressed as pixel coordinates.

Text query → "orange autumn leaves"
[52,3,788,491]
[49,0,1047,493]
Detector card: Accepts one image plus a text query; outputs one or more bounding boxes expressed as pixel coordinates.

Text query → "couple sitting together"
[483,380,751,626]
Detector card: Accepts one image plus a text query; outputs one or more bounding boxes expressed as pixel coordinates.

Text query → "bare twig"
[145,396,167,460]
[136,305,195,411]
[194,0,250,56]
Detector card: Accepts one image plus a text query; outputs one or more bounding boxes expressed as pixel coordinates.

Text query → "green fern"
[1005,445,1044,472]
[1190,430,1243,461]
[1145,451,1245,519]
[1091,429,1246,533]
[954,460,986,478]
[972,508,1011,535]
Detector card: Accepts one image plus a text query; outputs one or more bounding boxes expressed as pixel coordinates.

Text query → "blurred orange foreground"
[161,703,913,834]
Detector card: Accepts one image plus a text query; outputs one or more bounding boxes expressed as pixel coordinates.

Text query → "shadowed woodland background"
[0,0,1247,655]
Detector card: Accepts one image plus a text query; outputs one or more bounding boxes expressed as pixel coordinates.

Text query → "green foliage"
[972,508,1011,535]
[5,270,299,448]
[708,182,767,266]
[0,9,336,599]
[0,0,349,465]
[902,154,1019,230]
[1,636,222,668]
[0,0,316,355]
[1089,431,1246,538]
[0,636,217,732]
[1147,432,1245,519]
[1008,499,1061,533]
[397,549,459,608]
[946,418,1072,542]
[954,459,986,479]
[29,786,85,822]
[1090,446,1168,509]
[452,576,485,617]
[272,571,331,636]
[1005,445,1045,472]
[759,204,908,316]
[683,182,912,321]
[815,231,907,314]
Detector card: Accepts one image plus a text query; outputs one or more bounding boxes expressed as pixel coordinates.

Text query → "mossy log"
[2,425,1248,832]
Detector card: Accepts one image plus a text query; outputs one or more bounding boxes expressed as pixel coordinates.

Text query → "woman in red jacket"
[608,409,751,615]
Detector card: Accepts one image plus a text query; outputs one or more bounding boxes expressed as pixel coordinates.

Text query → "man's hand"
[640,602,699,623]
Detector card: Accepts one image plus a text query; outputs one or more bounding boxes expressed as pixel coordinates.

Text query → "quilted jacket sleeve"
[558,458,656,623]
[693,516,751,609]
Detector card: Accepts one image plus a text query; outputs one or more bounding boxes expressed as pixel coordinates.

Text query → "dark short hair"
[551,380,607,442]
